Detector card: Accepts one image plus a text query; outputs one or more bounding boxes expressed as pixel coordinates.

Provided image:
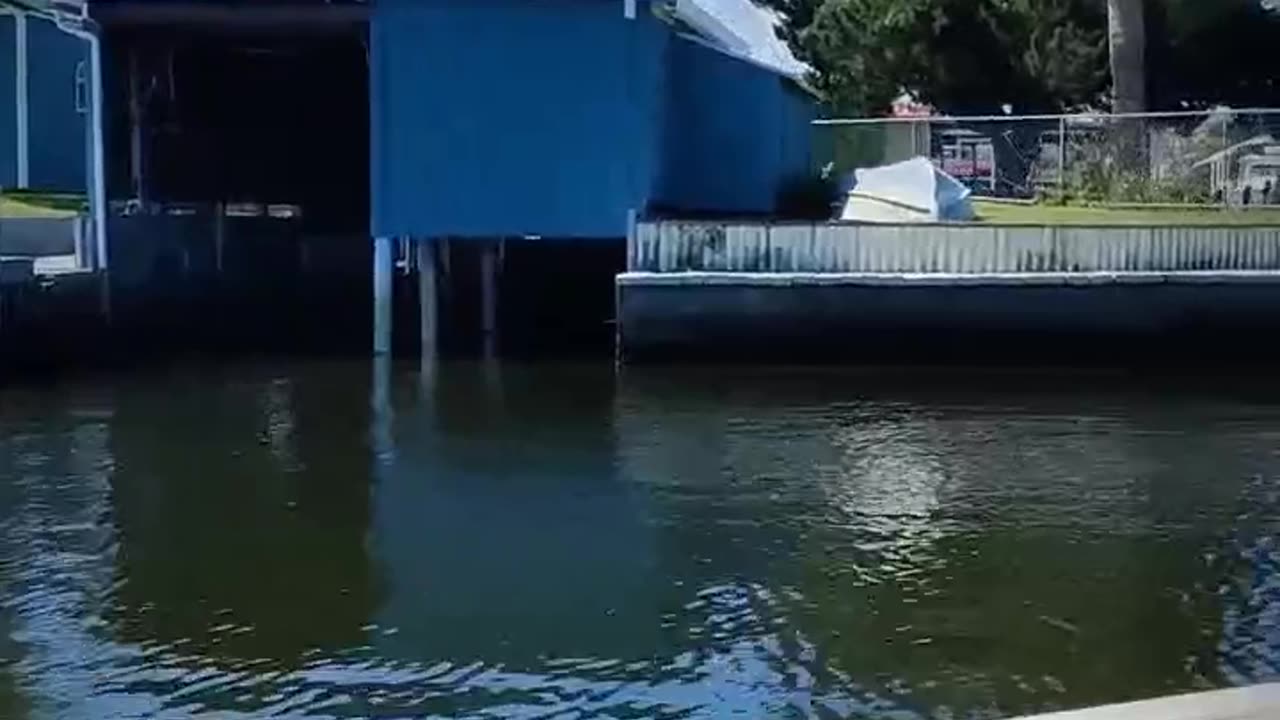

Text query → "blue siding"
[371,0,668,239]
[0,15,16,188]
[27,16,86,191]
[655,36,814,215]
[780,83,816,182]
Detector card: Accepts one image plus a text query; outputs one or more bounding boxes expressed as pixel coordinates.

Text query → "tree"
[769,0,1280,116]
[791,0,925,115]
[1106,0,1146,113]
[763,0,1107,116]
[1147,0,1280,108]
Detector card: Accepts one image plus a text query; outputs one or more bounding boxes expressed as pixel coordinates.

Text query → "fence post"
[1057,116,1067,195]
[1221,120,1229,205]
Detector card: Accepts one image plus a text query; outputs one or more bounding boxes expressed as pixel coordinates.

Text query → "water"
[2,361,1280,719]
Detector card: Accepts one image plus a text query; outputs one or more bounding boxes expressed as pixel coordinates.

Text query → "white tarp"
[839,157,974,223]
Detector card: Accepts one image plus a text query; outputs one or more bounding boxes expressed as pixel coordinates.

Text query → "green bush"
[776,174,838,220]
[1058,130,1213,205]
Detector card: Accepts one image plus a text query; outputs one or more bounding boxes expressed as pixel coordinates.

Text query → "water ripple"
[3,365,1280,718]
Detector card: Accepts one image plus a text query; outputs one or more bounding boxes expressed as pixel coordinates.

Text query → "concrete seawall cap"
[1009,683,1280,720]
[0,217,78,257]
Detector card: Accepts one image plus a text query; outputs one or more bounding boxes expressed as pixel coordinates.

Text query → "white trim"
[14,10,29,188]
[623,0,636,20]
[84,26,106,269]
[50,15,106,271]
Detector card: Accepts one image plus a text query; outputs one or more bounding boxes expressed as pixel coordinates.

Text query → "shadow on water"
[103,364,380,670]
[1,361,1280,717]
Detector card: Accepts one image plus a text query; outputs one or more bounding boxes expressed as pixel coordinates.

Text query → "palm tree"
[1107,0,1147,113]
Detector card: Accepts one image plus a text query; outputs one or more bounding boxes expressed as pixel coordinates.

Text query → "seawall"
[1,210,626,375]
[1,211,373,375]
[617,220,1280,363]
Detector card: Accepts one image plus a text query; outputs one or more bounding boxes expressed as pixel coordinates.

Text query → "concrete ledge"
[1011,684,1280,720]
[0,217,79,257]
[616,271,1280,362]
[619,270,1280,287]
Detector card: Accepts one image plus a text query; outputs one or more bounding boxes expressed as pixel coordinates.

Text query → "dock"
[1013,684,1280,720]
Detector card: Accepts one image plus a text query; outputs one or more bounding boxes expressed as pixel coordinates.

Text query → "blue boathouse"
[371,0,815,239]
[7,0,816,355]
[92,0,817,354]
[89,0,815,237]
[365,0,817,354]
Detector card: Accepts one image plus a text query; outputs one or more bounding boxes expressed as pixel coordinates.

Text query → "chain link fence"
[813,109,1280,207]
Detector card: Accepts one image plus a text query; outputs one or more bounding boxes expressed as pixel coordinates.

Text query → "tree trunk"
[1107,0,1147,113]
[1107,0,1147,195]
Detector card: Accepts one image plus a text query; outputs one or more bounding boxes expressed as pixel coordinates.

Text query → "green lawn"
[974,200,1280,226]
[0,193,82,218]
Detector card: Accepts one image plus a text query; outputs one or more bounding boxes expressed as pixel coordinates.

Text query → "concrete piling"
[373,235,393,356]
[479,239,500,358]
[417,237,438,364]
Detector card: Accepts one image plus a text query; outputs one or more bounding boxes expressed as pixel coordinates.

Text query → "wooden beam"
[91,3,368,29]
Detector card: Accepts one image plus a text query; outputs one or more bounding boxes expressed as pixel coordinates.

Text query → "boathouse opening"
[98,6,370,231]
[101,22,368,230]
[93,5,373,354]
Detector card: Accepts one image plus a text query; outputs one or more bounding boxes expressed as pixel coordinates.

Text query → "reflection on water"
[2,363,1280,718]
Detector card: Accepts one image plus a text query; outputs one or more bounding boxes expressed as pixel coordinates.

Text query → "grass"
[0,192,82,218]
[973,199,1280,226]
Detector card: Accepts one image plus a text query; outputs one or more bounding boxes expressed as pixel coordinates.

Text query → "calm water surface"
[1,361,1279,719]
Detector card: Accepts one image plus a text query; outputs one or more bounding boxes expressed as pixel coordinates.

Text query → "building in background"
[0,5,88,192]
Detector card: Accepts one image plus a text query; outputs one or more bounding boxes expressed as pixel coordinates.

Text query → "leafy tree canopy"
[1148,0,1280,109]
[766,0,1280,116]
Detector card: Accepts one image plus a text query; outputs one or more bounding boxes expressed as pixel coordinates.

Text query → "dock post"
[417,237,438,365]
[213,203,226,274]
[480,239,500,357]
[128,48,145,203]
[370,353,394,464]
[99,269,112,327]
[373,235,393,356]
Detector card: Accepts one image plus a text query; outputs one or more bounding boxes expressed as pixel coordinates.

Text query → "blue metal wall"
[371,0,669,239]
[27,15,86,191]
[655,35,814,215]
[0,14,16,188]
[0,13,86,192]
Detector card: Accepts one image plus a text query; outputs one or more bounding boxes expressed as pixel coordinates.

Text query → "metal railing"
[813,108,1280,207]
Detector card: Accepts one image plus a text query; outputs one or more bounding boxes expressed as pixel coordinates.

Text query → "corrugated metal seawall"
[630,221,1280,274]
